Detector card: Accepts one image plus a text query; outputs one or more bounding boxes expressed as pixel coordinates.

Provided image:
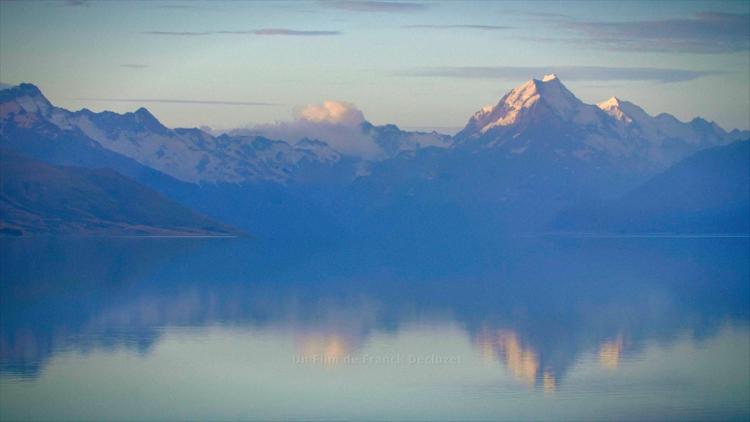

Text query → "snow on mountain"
[0,84,344,184]
[459,74,603,139]
[455,74,626,162]
[360,122,452,158]
[2,80,747,238]
[0,83,449,188]
[455,74,740,171]
[231,100,452,160]
[596,96,667,160]
[597,96,728,147]
[1,80,744,186]
[1,83,51,115]
[0,83,69,129]
[295,138,343,162]
[597,97,629,121]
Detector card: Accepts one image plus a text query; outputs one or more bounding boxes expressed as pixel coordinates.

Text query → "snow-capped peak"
[533,74,584,117]
[0,83,53,116]
[500,74,573,112]
[595,96,720,146]
[460,74,596,135]
[597,97,632,123]
[598,96,622,109]
[597,96,656,128]
[597,96,649,116]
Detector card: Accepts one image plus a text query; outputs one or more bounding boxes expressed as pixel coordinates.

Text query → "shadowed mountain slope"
[0,150,238,236]
[552,141,750,234]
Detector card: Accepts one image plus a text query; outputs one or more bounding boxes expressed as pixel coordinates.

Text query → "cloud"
[401,24,511,31]
[76,97,282,107]
[497,10,573,21]
[64,0,89,6]
[296,100,366,125]
[144,28,341,36]
[253,29,340,36]
[399,65,722,83]
[246,101,382,158]
[151,4,208,9]
[560,12,750,54]
[120,64,149,69]
[320,0,429,13]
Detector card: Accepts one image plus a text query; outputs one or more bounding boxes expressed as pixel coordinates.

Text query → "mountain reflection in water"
[0,236,747,420]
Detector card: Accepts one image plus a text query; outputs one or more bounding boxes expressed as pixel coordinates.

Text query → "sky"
[1,0,748,132]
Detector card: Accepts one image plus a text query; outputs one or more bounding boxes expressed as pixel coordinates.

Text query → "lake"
[1,236,748,421]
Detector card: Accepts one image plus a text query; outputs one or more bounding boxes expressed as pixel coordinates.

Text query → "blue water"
[1,237,748,420]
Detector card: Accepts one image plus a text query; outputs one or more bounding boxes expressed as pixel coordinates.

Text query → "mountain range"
[1,75,747,237]
[456,75,744,172]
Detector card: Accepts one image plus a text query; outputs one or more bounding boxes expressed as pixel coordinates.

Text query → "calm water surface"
[1,237,748,420]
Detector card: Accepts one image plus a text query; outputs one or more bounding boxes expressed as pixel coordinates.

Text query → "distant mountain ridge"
[0,83,448,185]
[3,78,745,186]
[1,78,747,237]
[455,74,746,172]
[1,84,342,183]
[339,76,746,236]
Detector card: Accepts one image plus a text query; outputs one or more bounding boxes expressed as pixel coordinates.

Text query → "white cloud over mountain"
[247,100,381,158]
[296,100,365,126]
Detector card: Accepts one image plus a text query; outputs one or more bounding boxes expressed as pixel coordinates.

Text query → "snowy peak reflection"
[599,336,624,369]
[476,329,549,389]
[1,237,747,384]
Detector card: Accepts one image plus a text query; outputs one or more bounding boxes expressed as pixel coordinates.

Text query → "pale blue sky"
[1,0,748,131]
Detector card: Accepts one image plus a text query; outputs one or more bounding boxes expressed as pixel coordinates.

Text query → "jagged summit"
[0,82,451,185]
[0,83,50,108]
[0,82,54,118]
[453,75,740,167]
[530,74,584,117]
[597,96,659,131]
[598,96,622,108]
[0,82,47,100]
[14,82,44,96]
[458,74,596,140]
[133,106,159,123]
[2,80,744,185]
[597,96,637,124]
